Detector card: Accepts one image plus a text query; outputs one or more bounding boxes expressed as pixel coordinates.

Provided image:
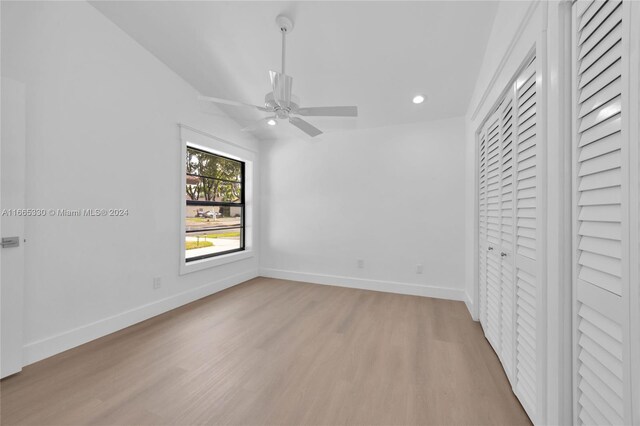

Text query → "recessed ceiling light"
[267,118,277,126]
[412,95,425,104]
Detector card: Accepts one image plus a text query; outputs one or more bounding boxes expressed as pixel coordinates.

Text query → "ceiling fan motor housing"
[265,92,300,118]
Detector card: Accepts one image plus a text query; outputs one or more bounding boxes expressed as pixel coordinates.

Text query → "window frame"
[179,125,255,275]
[185,145,245,262]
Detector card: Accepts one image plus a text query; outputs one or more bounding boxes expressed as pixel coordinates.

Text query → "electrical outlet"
[416,264,423,274]
[357,259,364,269]
[153,277,162,289]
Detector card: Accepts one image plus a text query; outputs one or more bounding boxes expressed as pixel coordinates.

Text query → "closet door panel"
[573,1,632,424]
[477,53,542,422]
[486,113,503,350]
[513,56,539,418]
[479,130,489,328]
[500,93,516,379]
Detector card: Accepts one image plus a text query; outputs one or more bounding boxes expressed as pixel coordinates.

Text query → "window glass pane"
[217,181,242,203]
[215,157,242,182]
[185,176,241,203]
[185,146,244,262]
[186,175,202,201]
[185,228,242,260]
[186,206,242,232]
[186,147,242,182]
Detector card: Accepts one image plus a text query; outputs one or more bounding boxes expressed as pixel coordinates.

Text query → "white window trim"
[178,124,255,275]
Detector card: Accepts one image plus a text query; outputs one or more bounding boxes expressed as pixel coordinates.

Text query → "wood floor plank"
[0,278,531,425]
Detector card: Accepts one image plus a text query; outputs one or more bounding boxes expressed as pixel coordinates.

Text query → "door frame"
[544,1,574,424]
[629,2,640,422]
[472,2,575,421]
[0,76,26,379]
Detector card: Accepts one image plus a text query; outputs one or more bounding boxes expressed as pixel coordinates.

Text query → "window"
[185,146,245,262]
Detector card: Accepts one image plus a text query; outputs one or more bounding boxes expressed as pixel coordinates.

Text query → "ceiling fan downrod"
[276,15,294,75]
[281,29,286,75]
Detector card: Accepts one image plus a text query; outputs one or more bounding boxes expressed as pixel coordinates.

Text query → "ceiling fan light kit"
[199,14,358,137]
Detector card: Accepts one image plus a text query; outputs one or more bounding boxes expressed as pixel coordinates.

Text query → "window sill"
[180,250,254,275]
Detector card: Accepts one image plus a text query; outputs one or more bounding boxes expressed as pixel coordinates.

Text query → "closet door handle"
[501,252,507,257]
[488,246,494,251]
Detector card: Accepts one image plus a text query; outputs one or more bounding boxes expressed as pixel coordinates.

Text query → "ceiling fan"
[198,15,358,137]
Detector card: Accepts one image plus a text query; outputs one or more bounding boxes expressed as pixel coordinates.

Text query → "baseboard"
[22,269,258,366]
[464,291,477,321]
[259,268,465,301]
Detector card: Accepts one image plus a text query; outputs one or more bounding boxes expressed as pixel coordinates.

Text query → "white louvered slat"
[578,0,621,45]
[578,168,622,192]
[579,266,622,295]
[578,97,621,132]
[573,1,631,424]
[576,295,625,424]
[578,251,621,278]
[579,221,621,240]
[578,0,607,31]
[578,61,622,102]
[579,379,624,425]
[578,150,622,178]
[578,73,620,114]
[578,186,622,207]
[578,15,621,64]
[579,236,622,258]
[578,132,621,162]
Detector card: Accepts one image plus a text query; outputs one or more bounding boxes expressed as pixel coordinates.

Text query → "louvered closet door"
[477,55,542,421]
[512,55,540,419]
[479,129,489,328]
[499,93,516,379]
[572,1,633,424]
[485,112,503,350]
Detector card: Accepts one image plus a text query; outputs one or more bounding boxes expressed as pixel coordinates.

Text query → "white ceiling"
[91,1,498,139]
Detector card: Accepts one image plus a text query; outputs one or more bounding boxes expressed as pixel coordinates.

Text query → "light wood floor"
[1,278,530,425]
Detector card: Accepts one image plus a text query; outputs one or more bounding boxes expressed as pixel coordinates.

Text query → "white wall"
[260,117,466,301]
[0,1,260,365]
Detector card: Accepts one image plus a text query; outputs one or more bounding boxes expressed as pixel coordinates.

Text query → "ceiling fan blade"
[296,106,358,117]
[198,95,270,112]
[269,70,293,109]
[289,117,323,137]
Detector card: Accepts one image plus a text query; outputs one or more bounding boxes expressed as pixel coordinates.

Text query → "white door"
[499,92,516,380]
[572,1,634,424]
[479,128,489,328]
[1,77,26,378]
[478,54,542,423]
[485,111,503,351]
[512,55,540,421]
